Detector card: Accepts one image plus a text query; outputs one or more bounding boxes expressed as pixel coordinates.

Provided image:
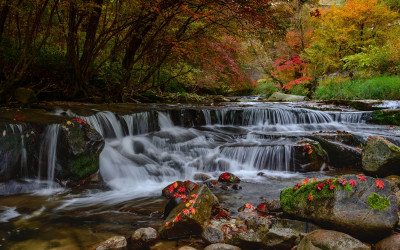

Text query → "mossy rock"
[372,110,400,126]
[362,136,400,177]
[280,175,398,241]
[293,140,327,172]
[56,119,104,182]
[159,185,214,239]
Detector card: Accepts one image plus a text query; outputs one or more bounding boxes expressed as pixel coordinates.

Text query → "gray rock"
[375,233,400,250]
[96,236,127,250]
[204,243,241,250]
[280,175,399,241]
[178,246,197,250]
[194,173,212,181]
[14,88,37,104]
[297,229,370,250]
[202,225,224,244]
[129,227,158,249]
[268,92,306,102]
[362,136,400,177]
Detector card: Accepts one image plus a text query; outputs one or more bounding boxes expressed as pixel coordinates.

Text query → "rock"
[162,180,199,199]
[129,227,159,249]
[159,185,215,239]
[280,175,399,241]
[268,92,306,102]
[362,136,400,177]
[202,225,224,244]
[264,199,282,213]
[385,175,400,208]
[293,141,327,172]
[308,133,362,169]
[218,172,240,183]
[297,229,370,250]
[204,243,241,250]
[375,233,400,250]
[14,88,37,104]
[57,119,105,182]
[178,246,197,250]
[96,236,127,250]
[194,173,212,181]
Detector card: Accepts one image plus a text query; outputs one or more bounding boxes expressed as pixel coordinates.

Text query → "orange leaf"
[308,193,314,201]
[376,179,385,189]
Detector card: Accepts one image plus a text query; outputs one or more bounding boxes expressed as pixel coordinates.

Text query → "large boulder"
[280,175,398,241]
[129,227,159,249]
[96,236,127,250]
[308,132,363,169]
[362,136,400,177]
[14,88,37,104]
[293,141,327,172]
[297,230,370,250]
[268,92,306,102]
[159,185,215,239]
[56,118,104,182]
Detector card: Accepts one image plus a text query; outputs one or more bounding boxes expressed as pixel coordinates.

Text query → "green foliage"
[343,45,400,75]
[313,76,400,100]
[288,84,309,96]
[252,79,278,98]
[367,192,391,211]
[372,110,400,126]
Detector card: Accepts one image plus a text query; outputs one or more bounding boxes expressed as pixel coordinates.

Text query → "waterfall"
[38,124,60,187]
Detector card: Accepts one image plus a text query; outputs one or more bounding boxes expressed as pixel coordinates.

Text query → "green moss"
[367,193,391,211]
[373,110,400,126]
[72,154,99,178]
[389,144,400,152]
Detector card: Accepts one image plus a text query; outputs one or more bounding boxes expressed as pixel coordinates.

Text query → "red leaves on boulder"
[221,173,230,180]
[316,183,324,191]
[338,177,348,186]
[178,186,186,193]
[308,193,313,201]
[376,179,385,189]
[357,175,366,182]
[329,184,335,190]
[169,185,174,194]
[349,179,357,187]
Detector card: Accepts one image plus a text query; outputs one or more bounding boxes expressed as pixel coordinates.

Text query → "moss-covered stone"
[280,175,398,241]
[372,110,400,126]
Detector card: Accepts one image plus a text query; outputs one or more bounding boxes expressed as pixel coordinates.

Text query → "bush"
[313,75,400,100]
[252,79,278,98]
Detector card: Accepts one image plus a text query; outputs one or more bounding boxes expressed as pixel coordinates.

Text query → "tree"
[305,0,399,76]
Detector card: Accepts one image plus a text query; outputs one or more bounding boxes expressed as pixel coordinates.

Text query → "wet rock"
[96,236,127,250]
[264,199,282,213]
[362,136,400,177]
[271,219,320,235]
[14,88,37,104]
[159,185,214,239]
[268,92,306,102]
[218,172,240,183]
[194,173,212,181]
[204,243,241,250]
[238,203,258,220]
[57,119,104,182]
[308,133,362,169]
[297,230,370,250]
[385,175,400,208]
[162,180,199,199]
[293,141,327,172]
[280,175,398,241]
[202,225,224,244]
[178,246,197,250]
[375,233,400,250]
[129,227,159,249]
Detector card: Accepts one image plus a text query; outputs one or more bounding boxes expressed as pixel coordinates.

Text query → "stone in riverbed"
[204,243,241,250]
[297,229,370,250]
[57,119,104,182]
[159,185,214,239]
[218,172,240,183]
[162,180,199,199]
[96,236,127,250]
[129,227,159,249]
[280,175,398,241]
[375,233,400,250]
[194,173,212,181]
[362,136,400,177]
[202,225,224,244]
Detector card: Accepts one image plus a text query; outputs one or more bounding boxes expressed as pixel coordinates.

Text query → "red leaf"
[178,186,186,193]
[329,184,335,190]
[376,179,385,189]
[169,185,174,194]
[357,175,366,181]
[349,179,357,187]
[308,193,313,201]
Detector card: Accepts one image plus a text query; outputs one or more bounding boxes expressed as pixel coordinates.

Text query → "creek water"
[0,102,399,249]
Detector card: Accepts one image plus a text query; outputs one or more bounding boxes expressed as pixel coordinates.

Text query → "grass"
[313,75,400,100]
[252,79,278,98]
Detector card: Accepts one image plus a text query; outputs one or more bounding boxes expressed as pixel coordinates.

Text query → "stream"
[1,102,400,249]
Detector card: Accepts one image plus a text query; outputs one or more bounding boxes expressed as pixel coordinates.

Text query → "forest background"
[0,0,399,103]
